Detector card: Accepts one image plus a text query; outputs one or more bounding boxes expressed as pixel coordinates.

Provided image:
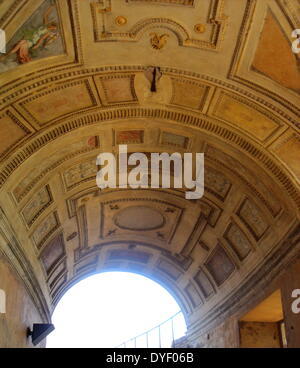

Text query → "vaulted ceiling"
[0,0,299,342]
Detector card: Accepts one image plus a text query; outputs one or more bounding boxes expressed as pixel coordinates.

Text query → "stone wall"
[239,322,281,348]
[280,259,300,348]
[190,317,239,348]
[0,252,45,348]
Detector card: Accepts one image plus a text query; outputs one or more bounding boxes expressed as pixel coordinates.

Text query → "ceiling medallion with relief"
[113,206,166,231]
[115,16,127,26]
[194,24,206,33]
[150,33,169,50]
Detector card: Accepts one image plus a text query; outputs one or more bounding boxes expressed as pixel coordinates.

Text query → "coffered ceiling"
[0,0,299,339]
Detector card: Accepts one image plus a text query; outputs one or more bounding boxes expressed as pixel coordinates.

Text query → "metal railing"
[116,311,186,348]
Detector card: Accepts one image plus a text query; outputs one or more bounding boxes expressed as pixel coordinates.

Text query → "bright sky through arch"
[47,272,186,348]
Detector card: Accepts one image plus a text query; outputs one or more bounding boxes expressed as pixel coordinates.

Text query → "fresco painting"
[0,0,64,73]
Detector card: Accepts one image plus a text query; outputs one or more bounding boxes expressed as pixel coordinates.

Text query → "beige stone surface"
[239,322,281,348]
[0,253,45,348]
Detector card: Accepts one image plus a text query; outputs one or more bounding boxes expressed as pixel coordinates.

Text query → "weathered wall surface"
[239,322,281,348]
[280,259,300,348]
[0,252,45,348]
[193,317,239,348]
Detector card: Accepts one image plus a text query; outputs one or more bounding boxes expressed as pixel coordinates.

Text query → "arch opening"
[47,271,187,348]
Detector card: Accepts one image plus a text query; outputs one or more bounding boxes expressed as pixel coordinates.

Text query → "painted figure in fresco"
[0,5,59,64]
